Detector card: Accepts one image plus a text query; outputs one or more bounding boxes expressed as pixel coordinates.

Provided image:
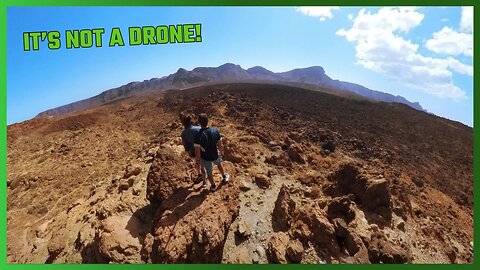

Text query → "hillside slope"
[36,64,424,119]
[7,83,472,264]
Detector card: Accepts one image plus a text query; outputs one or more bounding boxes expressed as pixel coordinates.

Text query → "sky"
[7,6,474,126]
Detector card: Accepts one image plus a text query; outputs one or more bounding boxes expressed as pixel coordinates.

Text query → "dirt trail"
[222,174,290,263]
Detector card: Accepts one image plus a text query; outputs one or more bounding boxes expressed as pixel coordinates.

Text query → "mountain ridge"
[36,63,425,118]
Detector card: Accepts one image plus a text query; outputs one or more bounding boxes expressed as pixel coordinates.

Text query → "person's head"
[198,113,208,128]
[179,112,193,128]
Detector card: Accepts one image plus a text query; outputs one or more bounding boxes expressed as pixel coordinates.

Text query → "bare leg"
[208,174,215,187]
[195,161,201,175]
[201,167,207,183]
[217,162,226,176]
[196,161,206,181]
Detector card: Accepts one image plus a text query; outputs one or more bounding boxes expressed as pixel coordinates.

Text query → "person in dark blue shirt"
[194,113,229,191]
[180,112,203,181]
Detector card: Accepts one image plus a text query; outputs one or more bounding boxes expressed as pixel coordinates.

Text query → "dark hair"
[198,113,208,127]
[180,112,193,128]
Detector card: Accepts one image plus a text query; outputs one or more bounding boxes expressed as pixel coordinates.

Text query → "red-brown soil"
[7,83,473,263]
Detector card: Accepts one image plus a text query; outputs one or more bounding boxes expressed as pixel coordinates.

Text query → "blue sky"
[7,7,474,126]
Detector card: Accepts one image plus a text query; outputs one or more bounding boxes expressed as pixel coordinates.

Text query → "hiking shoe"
[210,184,217,192]
[222,173,230,183]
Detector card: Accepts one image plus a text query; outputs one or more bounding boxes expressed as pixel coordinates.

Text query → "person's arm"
[194,144,201,161]
[193,131,201,161]
[217,138,224,157]
[182,142,189,153]
[181,132,188,152]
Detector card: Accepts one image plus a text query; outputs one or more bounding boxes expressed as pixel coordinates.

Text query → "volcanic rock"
[364,178,390,210]
[267,232,289,263]
[332,218,348,238]
[286,239,304,263]
[287,143,305,164]
[272,185,296,231]
[293,206,339,254]
[368,231,411,263]
[97,215,143,263]
[236,220,252,238]
[124,160,142,178]
[327,196,356,223]
[150,169,239,263]
[47,228,66,262]
[255,174,271,189]
[146,148,191,203]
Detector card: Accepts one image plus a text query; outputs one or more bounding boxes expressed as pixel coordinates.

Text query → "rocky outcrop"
[124,160,142,178]
[146,147,192,204]
[47,228,66,262]
[269,182,412,264]
[272,185,296,231]
[287,144,305,164]
[97,215,144,263]
[267,232,289,263]
[254,174,271,189]
[292,206,339,254]
[150,181,240,263]
[286,239,304,263]
[146,149,240,263]
[368,230,411,263]
[327,195,356,223]
[328,163,392,223]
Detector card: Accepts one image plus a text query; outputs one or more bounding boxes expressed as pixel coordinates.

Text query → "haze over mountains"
[36,63,424,118]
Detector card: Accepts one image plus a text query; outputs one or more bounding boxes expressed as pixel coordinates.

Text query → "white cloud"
[337,7,471,101]
[424,6,473,57]
[296,6,339,21]
[348,13,354,20]
[461,6,473,33]
[425,27,473,56]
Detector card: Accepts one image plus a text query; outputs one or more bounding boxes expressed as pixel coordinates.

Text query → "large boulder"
[97,215,143,263]
[287,143,306,164]
[265,153,292,168]
[364,178,391,211]
[267,232,289,263]
[254,174,271,189]
[368,231,411,263]
[292,207,339,255]
[272,185,296,231]
[124,160,142,178]
[330,163,392,221]
[150,172,240,263]
[146,147,192,203]
[327,196,356,223]
[47,228,66,262]
[286,239,304,263]
[332,162,366,199]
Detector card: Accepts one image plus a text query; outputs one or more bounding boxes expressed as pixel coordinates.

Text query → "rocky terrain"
[7,82,473,264]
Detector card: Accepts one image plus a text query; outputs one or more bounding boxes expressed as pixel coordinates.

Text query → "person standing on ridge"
[194,113,230,191]
[180,112,204,182]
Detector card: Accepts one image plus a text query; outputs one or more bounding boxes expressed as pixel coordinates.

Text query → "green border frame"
[0,1,477,269]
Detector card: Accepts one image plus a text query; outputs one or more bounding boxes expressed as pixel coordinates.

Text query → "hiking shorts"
[201,156,222,176]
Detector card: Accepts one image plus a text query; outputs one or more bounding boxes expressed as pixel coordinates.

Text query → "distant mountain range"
[37,63,424,117]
